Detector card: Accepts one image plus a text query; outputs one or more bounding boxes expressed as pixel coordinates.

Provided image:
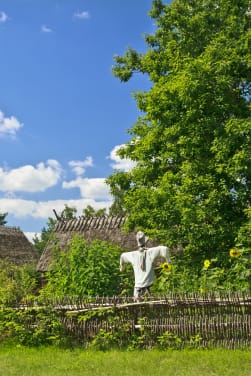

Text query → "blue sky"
[0,0,162,240]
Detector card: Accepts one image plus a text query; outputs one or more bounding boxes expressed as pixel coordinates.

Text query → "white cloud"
[69,156,93,176]
[0,11,8,24]
[108,144,136,172]
[73,10,90,19]
[24,232,41,243]
[0,110,23,138]
[41,25,52,33]
[0,160,62,192]
[0,198,111,220]
[0,198,37,217]
[63,177,111,200]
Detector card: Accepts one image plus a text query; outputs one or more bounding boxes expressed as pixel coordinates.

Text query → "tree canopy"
[82,205,107,217]
[107,0,251,262]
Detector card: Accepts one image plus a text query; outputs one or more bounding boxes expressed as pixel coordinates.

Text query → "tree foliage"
[82,205,107,217]
[60,205,77,220]
[33,217,57,255]
[107,0,251,263]
[0,212,8,226]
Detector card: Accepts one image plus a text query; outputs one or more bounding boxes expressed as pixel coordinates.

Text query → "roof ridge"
[0,226,21,233]
[55,215,126,232]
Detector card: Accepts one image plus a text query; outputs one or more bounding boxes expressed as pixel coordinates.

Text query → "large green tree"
[107,0,251,262]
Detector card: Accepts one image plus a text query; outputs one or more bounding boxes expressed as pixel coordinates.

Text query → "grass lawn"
[0,347,250,376]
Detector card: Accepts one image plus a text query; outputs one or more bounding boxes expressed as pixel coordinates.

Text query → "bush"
[41,236,133,298]
[0,307,67,346]
[0,260,39,306]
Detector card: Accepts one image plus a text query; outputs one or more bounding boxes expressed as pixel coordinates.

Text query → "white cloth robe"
[120,246,171,289]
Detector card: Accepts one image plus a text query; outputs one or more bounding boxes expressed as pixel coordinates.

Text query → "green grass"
[0,347,250,376]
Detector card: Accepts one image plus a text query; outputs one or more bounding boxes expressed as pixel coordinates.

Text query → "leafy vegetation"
[0,260,39,306]
[0,307,67,347]
[40,236,133,298]
[107,0,251,269]
[153,245,251,293]
[33,217,57,255]
[82,204,107,217]
[0,212,8,226]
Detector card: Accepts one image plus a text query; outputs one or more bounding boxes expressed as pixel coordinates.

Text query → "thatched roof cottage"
[0,226,39,266]
[37,215,158,273]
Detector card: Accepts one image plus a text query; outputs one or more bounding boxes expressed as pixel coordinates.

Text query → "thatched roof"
[0,226,39,266]
[37,215,157,273]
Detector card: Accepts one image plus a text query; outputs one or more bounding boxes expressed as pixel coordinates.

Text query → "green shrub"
[41,236,133,298]
[0,260,39,306]
[0,307,67,346]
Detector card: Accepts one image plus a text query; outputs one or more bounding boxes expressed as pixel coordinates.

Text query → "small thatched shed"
[37,215,158,273]
[0,226,39,266]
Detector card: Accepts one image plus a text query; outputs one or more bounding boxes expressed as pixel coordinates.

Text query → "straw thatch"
[0,226,39,266]
[37,215,157,273]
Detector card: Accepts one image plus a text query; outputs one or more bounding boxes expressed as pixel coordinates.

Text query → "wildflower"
[162,262,172,272]
[229,248,240,258]
[203,259,211,269]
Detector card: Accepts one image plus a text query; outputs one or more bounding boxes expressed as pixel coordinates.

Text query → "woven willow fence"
[38,293,251,349]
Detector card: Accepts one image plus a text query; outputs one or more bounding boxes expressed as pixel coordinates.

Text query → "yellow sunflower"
[162,262,172,272]
[203,259,211,269]
[229,248,240,258]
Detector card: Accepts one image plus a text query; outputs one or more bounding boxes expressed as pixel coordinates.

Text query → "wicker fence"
[36,293,251,349]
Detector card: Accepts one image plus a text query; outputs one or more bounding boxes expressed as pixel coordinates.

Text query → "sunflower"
[162,262,172,272]
[203,259,211,269]
[199,287,207,294]
[229,248,240,258]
